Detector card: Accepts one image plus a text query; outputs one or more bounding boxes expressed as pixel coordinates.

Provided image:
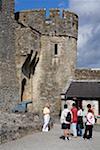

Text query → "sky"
[15,0,100,69]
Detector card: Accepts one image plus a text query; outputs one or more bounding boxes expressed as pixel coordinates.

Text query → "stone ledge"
[0,111,42,144]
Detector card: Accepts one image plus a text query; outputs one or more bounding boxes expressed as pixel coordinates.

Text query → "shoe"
[87,137,92,140]
[68,137,71,140]
[42,129,48,132]
[65,137,71,141]
[65,137,68,141]
[59,135,65,140]
[67,137,69,140]
[83,135,86,139]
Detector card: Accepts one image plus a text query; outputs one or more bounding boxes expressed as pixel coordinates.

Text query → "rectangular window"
[0,0,2,11]
[99,100,100,115]
[54,44,58,55]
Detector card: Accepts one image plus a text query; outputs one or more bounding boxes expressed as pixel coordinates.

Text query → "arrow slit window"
[54,44,58,55]
[0,0,2,11]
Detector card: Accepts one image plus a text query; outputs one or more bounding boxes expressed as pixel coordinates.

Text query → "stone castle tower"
[0,0,18,110]
[15,9,78,114]
[0,0,78,114]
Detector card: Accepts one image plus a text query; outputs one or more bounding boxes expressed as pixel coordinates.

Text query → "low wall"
[75,69,100,80]
[97,116,100,124]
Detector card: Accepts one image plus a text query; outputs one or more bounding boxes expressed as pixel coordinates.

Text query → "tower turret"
[16,9,78,39]
[0,0,14,17]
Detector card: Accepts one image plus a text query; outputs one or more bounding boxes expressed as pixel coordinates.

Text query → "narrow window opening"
[0,0,2,11]
[99,100,100,115]
[54,44,58,55]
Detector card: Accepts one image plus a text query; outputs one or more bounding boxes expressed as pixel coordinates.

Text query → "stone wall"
[15,9,78,38]
[0,0,19,111]
[36,35,77,114]
[0,1,78,115]
[0,0,14,17]
[14,9,78,115]
[75,69,100,80]
[0,111,42,143]
[15,24,41,102]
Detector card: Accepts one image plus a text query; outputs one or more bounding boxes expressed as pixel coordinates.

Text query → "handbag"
[61,123,67,129]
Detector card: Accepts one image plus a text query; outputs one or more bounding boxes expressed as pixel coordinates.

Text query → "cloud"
[69,0,100,68]
[58,1,67,8]
[70,0,100,15]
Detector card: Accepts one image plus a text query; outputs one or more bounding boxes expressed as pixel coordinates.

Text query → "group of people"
[42,102,96,141]
[60,103,95,140]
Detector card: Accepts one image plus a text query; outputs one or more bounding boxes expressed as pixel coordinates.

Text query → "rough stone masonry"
[0,0,100,144]
[0,0,19,111]
[0,0,100,115]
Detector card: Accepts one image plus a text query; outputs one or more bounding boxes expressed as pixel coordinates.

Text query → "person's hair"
[87,104,91,108]
[45,103,50,108]
[88,109,93,113]
[64,104,68,109]
[78,106,81,110]
[72,103,76,107]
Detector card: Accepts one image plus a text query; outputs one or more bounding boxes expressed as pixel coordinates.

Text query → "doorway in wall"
[74,99,82,109]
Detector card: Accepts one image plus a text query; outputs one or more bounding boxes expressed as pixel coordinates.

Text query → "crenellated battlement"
[15,9,46,21]
[16,9,78,19]
[15,9,78,39]
[0,0,14,17]
[49,9,60,18]
[62,10,78,19]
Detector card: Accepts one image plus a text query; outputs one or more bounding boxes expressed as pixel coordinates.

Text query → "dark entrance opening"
[75,99,82,109]
[99,100,100,115]
[72,97,82,109]
[21,78,26,102]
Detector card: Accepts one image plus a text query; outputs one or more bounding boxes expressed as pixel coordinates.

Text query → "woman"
[83,109,95,139]
[42,103,50,132]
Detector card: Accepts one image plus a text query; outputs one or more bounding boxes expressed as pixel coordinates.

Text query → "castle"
[0,0,100,116]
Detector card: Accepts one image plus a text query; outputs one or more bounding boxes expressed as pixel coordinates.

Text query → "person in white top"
[42,103,50,132]
[77,107,83,116]
[60,104,71,140]
[83,108,95,139]
[77,107,83,136]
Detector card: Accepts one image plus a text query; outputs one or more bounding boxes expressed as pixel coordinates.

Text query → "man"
[60,104,71,140]
[71,103,78,137]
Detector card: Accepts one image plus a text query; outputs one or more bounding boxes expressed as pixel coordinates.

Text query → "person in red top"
[71,103,78,137]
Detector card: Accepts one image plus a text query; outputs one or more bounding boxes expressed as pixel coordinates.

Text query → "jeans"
[71,123,77,137]
[77,124,82,136]
[83,125,93,139]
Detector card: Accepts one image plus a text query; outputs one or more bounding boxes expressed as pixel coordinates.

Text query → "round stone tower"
[38,9,78,114]
[15,8,78,115]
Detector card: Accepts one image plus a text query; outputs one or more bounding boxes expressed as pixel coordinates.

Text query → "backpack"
[66,112,71,122]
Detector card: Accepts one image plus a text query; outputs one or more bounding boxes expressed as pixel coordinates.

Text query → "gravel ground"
[0,123,100,150]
